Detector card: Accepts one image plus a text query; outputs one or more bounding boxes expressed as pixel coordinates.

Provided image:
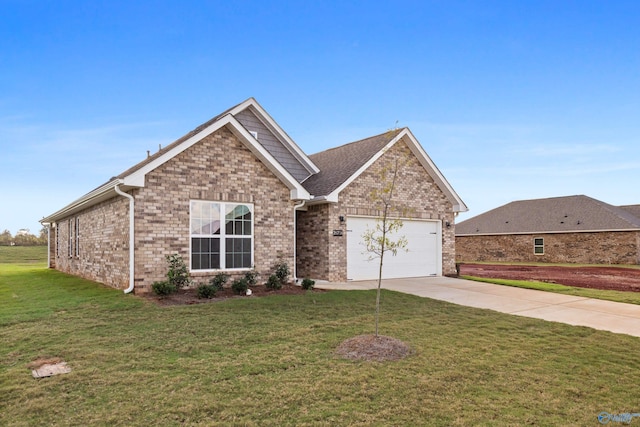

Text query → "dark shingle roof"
[620,204,640,219]
[302,129,402,197]
[116,103,243,180]
[456,195,640,235]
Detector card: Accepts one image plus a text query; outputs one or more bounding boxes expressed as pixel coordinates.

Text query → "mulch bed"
[147,284,324,306]
[460,264,640,292]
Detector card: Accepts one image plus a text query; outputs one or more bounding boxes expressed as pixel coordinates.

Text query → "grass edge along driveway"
[2,261,640,425]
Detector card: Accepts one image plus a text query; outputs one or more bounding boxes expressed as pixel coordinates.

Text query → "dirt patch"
[335,335,414,362]
[146,284,324,306]
[460,264,640,292]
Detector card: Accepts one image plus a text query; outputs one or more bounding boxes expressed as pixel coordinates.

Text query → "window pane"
[534,247,544,254]
[212,219,221,235]
[191,237,220,270]
[191,201,202,218]
[225,237,251,268]
[534,238,543,245]
[191,218,201,234]
[192,254,200,270]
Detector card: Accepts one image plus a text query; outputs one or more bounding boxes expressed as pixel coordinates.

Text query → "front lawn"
[2,262,640,426]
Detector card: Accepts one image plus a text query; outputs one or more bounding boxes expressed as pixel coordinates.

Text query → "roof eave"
[323,128,468,212]
[41,179,137,224]
[402,129,468,213]
[456,228,640,237]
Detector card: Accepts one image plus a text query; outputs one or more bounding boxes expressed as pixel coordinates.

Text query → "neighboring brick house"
[456,195,640,265]
[41,98,467,293]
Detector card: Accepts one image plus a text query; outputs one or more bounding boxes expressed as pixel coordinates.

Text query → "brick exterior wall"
[132,126,295,293]
[295,204,330,279]
[297,139,456,281]
[51,196,131,289]
[50,126,296,294]
[456,231,640,265]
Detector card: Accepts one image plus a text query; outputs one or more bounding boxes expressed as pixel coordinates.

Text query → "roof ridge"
[309,127,404,157]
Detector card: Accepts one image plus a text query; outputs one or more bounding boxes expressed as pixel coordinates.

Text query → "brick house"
[456,195,640,265]
[41,98,467,293]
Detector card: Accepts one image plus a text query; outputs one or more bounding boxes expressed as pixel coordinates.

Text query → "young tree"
[361,146,409,337]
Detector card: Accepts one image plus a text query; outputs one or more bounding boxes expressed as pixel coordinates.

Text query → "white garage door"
[347,217,441,281]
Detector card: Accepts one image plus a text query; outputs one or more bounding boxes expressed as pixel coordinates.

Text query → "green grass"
[0,246,47,264]
[2,263,640,426]
[462,275,640,305]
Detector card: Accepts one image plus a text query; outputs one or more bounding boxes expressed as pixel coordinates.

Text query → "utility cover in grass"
[336,334,413,361]
[29,358,71,378]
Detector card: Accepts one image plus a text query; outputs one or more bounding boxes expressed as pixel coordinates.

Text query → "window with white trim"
[190,201,253,270]
[68,219,73,258]
[534,237,544,255]
[55,225,59,258]
[75,217,80,258]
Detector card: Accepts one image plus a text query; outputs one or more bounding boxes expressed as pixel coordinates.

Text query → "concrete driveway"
[316,276,640,338]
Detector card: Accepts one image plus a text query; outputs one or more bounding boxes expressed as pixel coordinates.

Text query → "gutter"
[114,184,135,294]
[292,199,306,282]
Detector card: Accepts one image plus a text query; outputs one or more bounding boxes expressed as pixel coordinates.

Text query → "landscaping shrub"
[196,284,217,299]
[301,278,315,290]
[210,273,229,291]
[166,254,191,289]
[265,274,282,290]
[152,281,177,296]
[273,261,290,286]
[231,278,249,295]
[244,269,259,286]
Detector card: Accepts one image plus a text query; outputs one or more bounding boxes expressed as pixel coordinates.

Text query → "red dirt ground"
[460,264,640,292]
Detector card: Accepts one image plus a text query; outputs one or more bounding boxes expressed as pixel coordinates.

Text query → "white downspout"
[293,200,306,283]
[46,224,51,268]
[114,184,135,294]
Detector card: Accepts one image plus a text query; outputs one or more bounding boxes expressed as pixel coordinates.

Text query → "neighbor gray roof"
[620,204,640,219]
[456,195,640,236]
[302,129,403,197]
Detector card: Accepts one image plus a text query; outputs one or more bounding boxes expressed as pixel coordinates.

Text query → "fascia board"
[323,128,468,212]
[457,228,640,237]
[41,179,125,224]
[324,131,406,202]
[123,116,230,187]
[230,98,320,175]
[124,113,310,200]
[402,129,469,213]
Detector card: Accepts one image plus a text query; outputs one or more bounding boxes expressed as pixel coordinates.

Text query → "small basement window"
[534,238,544,255]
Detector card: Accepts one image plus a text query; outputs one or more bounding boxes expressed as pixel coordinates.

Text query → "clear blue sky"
[2,0,639,235]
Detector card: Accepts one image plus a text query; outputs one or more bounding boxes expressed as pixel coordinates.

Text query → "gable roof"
[456,195,640,236]
[42,99,313,224]
[302,128,468,212]
[117,97,317,183]
[303,129,402,197]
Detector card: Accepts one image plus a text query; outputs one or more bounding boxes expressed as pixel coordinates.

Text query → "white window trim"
[68,219,73,259]
[189,200,254,272]
[534,237,544,255]
[75,217,80,258]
